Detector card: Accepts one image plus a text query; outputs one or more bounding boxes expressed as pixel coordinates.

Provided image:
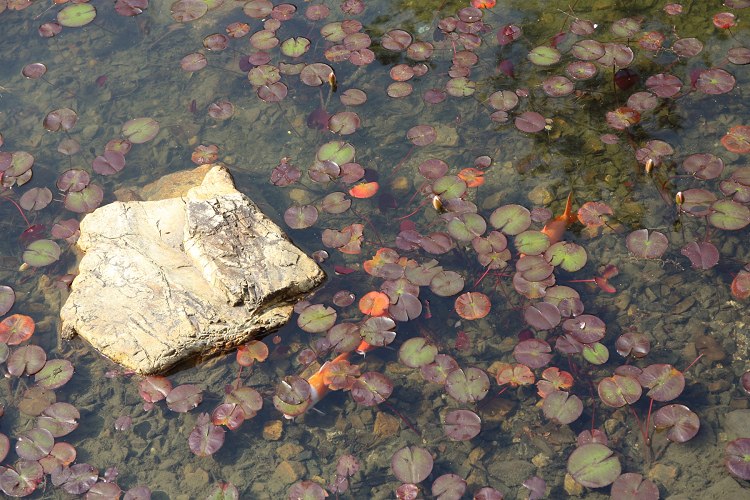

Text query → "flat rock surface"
[60,166,325,374]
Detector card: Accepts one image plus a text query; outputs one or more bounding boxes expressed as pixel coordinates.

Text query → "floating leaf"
[638,364,685,401]
[35,359,74,390]
[121,117,160,143]
[514,338,552,368]
[351,372,392,406]
[445,368,489,404]
[681,241,719,269]
[284,205,318,229]
[23,239,60,267]
[611,473,659,500]
[58,3,96,27]
[454,292,490,319]
[139,376,172,403]
[37,402,79,437]
[391,446,433,483]
[0,314,34,345]
[597,375,642,407]
[653,404,699,442]
[8,345,46,376]
[726,438,750,480]
[542,390,583,425]
[567,444,621,488]
[189,413,225,456]
[297,304,337,332]
[166,384,202,412]
[626,229,668,258]
[398,338,437,368]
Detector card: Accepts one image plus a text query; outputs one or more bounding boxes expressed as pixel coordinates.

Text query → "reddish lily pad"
[726,438,750,480]
[8,344,46,376]
[514,338,552,368]
[166,384,202,412]
[37,402,79,436]
[139,375,172,402]
[722,125,750,153]
[653,404,699,442]
[696,68,735,94]
[351,372,392,406]
[681,241,719,269]
[0,314,34,345]
[638,364,685,401]
[284,205,318,229]
[189,413,225,456]
[454,292,490,320]
[598,375,642,407]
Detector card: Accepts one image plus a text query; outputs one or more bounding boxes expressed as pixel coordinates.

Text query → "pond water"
[0,0,750,498]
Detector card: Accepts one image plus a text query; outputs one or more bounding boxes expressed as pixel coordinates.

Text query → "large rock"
[60,166,325,374]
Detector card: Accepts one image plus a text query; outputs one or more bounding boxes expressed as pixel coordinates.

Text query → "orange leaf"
[349,182,379,198]
[458,168,485,188]
[364,248,400,276]
[471,0,496,7]
[359,291,390,316]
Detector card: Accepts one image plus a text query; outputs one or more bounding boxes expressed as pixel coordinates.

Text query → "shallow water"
[0,0,749,498]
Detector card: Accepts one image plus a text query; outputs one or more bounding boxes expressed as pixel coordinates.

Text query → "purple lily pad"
[166,384,202,412]
[351,372,393,406]
[188,413,225,456]
[443,409,481,441]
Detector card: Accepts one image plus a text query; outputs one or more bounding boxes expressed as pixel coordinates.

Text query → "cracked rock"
[59,165,325,374]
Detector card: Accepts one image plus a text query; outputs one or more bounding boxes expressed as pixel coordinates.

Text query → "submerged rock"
[60,165,325,374]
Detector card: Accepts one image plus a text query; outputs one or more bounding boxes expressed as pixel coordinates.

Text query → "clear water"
[0,0,749,498]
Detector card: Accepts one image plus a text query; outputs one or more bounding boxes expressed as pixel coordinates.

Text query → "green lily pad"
[280,37,311,58]
[121,117,160,144]
[23,239,61,267]
[528,46,561,66]
[57,3,97,27]
[490,204,532,235]
[64,185,103,212]
[542,390,583,425]
[297,304,337,333]
[582,342,609,365]
[568,443,621,488]
[545,241,587,272]
[707,200,750,230]
[398,338,437,368]
[317,140,355,165]
[514,230,550,256]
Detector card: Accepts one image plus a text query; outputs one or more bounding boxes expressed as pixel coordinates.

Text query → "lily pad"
[35,359,74,390]
[58,3,96,27]
[121,117,160,144]
[626,229,668,258]
[297,304,337,333]
[542,390,583,425]
[391,446,433,483]
[445,367,490,404]
[16,428,54,460]
[23,239,60,267]
[567,444,621,488]
[0,314,34,345]
[443,410,481,441]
